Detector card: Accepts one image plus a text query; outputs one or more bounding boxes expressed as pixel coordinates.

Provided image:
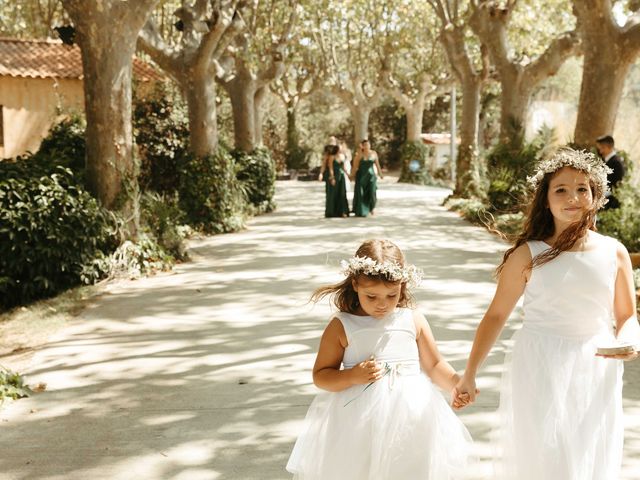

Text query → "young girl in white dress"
[454,148,639,479]
[287,239,474,479]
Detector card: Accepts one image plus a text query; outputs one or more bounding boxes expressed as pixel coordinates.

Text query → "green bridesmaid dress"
[324,160,350,218]
[353,157,377,217]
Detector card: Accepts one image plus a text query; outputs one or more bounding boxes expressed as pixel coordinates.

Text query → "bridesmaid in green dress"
[351,139,383,217]
[318,144,349,217]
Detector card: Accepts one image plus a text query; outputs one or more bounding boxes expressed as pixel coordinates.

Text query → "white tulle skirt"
[495,327,624,480]
[286,372,473,480]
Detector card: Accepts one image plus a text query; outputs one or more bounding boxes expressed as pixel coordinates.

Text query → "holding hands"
[451,374,479,410]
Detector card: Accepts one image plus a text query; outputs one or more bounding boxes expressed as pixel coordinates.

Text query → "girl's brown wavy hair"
[311,239,414,314]
[496,166,602,275]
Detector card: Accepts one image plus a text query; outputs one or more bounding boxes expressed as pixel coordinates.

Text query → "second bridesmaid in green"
[351,139,383,217]
[319,144,350,218]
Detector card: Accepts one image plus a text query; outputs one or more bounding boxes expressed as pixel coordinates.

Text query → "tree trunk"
[574,32,630,146]
[80,39,136,213]
[253,86,267,148]
[185,70,219,157]
[499,72,532,143]
[455,79,482,196]
[286,101,300,155]
[575,58,629,146]
[63,0,159,238]
[405,104,424,143]
[225,80,257,153]
[352,107,372,145]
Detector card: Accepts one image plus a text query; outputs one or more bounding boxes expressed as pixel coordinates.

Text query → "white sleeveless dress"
[497,235,624,479]
[286,307,473,479]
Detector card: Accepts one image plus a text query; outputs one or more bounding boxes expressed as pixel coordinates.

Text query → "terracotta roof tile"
[0,37,161,81]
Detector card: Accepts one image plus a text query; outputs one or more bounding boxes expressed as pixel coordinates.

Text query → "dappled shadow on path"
[1,180,639,479]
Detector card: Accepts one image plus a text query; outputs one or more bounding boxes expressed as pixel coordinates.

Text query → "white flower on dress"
[340,256,422,287]
[527,148,612,209]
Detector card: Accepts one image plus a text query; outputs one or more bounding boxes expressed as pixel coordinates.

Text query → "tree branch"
[525,30,579,85]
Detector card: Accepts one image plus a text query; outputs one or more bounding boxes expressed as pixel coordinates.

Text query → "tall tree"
[429,0,490,196]
[269,31,320,168]
[61,0,160,235]
[138,0,244,156]
[572,0,640,146]
[310,0,386,145]
[469,0,579,144]
[381,0,450,144]
[217,0,297,152]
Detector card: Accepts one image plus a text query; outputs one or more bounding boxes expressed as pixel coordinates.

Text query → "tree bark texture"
[573,0,640,146]
[185,71,219,157]
[405,105,425,143]
[456,80,482,196]
[224,72,258,153]
[62,0,159,235]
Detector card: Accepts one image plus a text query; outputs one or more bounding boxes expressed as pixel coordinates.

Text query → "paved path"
[1,179,639,479]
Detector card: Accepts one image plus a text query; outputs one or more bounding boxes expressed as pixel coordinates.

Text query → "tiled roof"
[0,37,161,81]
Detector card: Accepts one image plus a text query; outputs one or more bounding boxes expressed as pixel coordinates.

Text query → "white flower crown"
[527,149,612,209]
[340,256,422,287]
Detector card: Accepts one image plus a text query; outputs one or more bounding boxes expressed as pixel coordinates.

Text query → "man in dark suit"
[595,135,626,209]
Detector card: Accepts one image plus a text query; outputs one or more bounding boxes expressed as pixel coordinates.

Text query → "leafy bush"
[140,192,189,260]
[101,234,175,279]
[32,115,86,181]
[178,148,246,233]
[398,141,434,185]
[233,147,276,213]
[286,145,314,171]
[597,166,640,252]
[0,367,32,404]
[484,126,556,212]
[0,166,116,310]
[133,83,189,194]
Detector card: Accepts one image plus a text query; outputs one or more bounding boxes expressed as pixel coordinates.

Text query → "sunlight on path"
[0,180,638,479]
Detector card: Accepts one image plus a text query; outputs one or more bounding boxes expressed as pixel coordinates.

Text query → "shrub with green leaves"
[233,147,276,213]
[398,141,434,185]
[597,172,640,252]
[134,83,189,194]
[140,191,189,260]
[0,165,116,310]
[178,148,245,234]
[0,367,32,404]
[31,115,86,181]
[484,126,556,213]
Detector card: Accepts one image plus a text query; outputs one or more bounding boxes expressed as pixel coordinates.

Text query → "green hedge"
[178,148,245,234]
[0,165,116,310]
[134,84,189,194]
[233,147,276,213]
[597,163,640,252]
[398,141,433,185]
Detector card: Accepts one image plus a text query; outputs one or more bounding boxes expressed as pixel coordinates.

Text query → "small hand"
[451,389,470,410]
[350,357,383,385]
[330,178,336,186]
[451,374,479,409]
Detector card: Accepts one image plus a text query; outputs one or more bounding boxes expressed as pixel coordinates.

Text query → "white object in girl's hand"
[596,341,638,356]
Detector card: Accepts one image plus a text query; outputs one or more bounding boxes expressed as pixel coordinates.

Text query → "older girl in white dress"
[455,148,639,479]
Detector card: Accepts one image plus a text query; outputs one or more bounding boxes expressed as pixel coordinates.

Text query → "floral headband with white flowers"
[340,256,423,287]
[527,148,612,209]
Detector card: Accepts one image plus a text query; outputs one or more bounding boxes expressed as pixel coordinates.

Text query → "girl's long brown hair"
[496,167,603,275]
[311,239,414,314]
